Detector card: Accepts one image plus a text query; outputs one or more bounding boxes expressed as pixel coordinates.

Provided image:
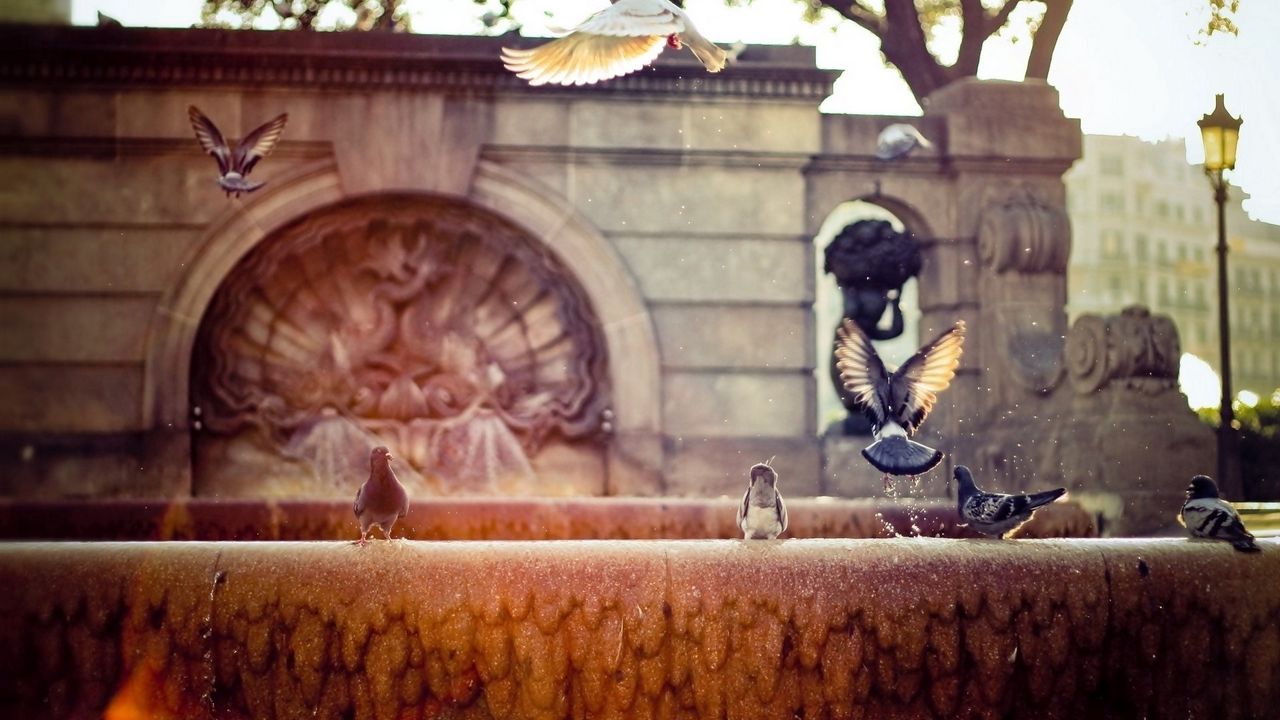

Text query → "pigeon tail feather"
[862,435,942,476]
[1232,537,1262,553]
[1026,487,1067,510]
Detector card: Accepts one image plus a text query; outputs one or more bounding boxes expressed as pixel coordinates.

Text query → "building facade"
[1065,134,1280,395]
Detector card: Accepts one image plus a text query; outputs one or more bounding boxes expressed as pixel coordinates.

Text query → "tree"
[199,0,1242,106]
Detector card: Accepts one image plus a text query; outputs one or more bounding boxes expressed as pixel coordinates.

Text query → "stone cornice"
[0,24,838,101]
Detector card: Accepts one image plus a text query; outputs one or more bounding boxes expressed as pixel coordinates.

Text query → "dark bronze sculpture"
[823,219,924,434]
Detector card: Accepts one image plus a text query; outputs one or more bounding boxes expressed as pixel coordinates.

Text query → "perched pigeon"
[1179,475,1260,553]
[353,446,410,545]
[835,318,966,486]
[97,11,122,27]
[954,465,1066,538]
[187,105,288,198]
[875,123,933,161]
[501,0,727,86]
[736,462,788,540]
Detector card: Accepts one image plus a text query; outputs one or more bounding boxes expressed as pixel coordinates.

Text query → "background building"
[1065,134,1280,395]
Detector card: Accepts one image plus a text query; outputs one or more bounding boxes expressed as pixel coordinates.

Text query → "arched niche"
[143,160,661,497]
[812,195,931,436]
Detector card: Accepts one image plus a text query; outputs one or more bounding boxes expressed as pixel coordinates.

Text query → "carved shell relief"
[191,195,611,493]
[978,189,1071,274]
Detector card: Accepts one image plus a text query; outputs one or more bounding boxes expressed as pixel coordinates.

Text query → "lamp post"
[1197,94,1242,496]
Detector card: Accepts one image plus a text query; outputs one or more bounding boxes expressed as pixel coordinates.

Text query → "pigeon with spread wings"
[835,318,966,486]
[188,105,288,198]
[501,0,727,87]
[875,123,933,161]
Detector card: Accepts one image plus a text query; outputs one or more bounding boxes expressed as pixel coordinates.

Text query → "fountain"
[1,25,1273,720]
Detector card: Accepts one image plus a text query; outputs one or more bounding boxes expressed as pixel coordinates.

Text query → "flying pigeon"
[835,318,966,486]
[501,0,728,86]
[353,446,410,545]
[1179,475,1260,553]
[736,461,788,540]
[875,123,933,161]
[187,105,288,198]
[954,465,1066,538]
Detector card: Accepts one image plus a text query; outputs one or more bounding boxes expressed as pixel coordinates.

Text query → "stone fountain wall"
[2,539,1277,719]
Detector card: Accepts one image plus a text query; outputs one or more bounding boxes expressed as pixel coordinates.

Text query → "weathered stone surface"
[662,372,812,438]
[652,305,813,370]
[0,497,1091,542]
[613,237,812,304]
[0,296,155,363]
[0,227,200,293]
[0,366,144,433]
[0,539,1274,720]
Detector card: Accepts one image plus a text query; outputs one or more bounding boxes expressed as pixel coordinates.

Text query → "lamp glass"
[1222,127,1239,170]
[1201,125,1224,171]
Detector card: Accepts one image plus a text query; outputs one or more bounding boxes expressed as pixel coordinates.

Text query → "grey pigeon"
[875,123,933,161]
[97,11,122,27]
[835,318,966,487]
[187,105,288,198]
[955,465,1065,538]
[353,446,410,545]
[736,462,787,540]
[1180,475,1259,553]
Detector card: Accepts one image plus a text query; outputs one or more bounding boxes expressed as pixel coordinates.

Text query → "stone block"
[0,365,143,433]
[652,304,812,370]
[490,97,572,146]
[0,226,200,293]
[0,429,190,499]
[564,100,820,154]
[613,236,812,303]
[570,164,806,235]
[925,78,1082,164]
[663,435,821,497]
[662,371,812,438]
[0,296,156,363]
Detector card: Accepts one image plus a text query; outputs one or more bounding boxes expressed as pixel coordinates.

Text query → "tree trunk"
[1026,0,1073,78]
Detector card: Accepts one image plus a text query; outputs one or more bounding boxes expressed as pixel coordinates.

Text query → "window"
[1177,245,1187,262]
[1159,278,1170,304]
[1157,242,1168,265]
[1101,230,1123,258]
[1155,201,1169,219]
[1135,234,1149,261]
[1101,193,1125,215]
[1194,207,1204,225]
[1176,280,1187,304]
[1110,275,1123,295]
[1175,205,1185,222]
[1100,154,1124,176]
[1194,248,1205,264]
[1136,278,1148,303]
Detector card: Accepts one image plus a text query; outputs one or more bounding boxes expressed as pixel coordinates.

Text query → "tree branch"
[826,1,886,37]
[954,0,986,77]
[984,0,1022,39]
[1026,0,1072,78]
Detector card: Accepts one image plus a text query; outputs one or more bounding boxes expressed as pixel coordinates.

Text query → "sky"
[73,0,1280,223]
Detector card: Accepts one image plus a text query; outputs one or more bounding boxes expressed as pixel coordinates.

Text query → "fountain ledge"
[2,538,1278,719]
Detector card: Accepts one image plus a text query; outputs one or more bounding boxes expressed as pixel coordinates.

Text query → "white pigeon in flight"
[501,0,728,86]
[875,123,933,161]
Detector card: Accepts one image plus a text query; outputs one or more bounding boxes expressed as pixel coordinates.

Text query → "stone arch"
[143,159,661,493]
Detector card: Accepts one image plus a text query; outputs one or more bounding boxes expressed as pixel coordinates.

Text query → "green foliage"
[201,0,411,31]
[1197,389,1280,500]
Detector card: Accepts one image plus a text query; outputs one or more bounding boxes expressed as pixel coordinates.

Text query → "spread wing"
[888,321,966,432]
[500,0,683,86]
[834,318,890,426]
[188,105,231,175]
[231,112,288,175]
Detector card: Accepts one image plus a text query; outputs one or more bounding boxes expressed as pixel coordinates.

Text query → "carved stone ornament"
[978,189,1071,274]
[1064,305,1181,395]
[191,196,611,493]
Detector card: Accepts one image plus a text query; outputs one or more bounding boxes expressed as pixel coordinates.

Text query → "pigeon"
[501,0,727,86]
[736,461,788,540]
[353,446,410,545]
[875,123,933,161]
[1179,475,1260,553]
[835,318,966,487]
[187,105,288,198]
[954,465,1066,538]
[97,11,122,27]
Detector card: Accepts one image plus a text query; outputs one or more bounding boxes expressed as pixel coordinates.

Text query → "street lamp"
[1197,93,1242,495]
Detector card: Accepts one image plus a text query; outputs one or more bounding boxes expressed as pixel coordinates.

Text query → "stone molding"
[1065,305,1182,395]
[0,25,837,101]
[978,188,1072,274]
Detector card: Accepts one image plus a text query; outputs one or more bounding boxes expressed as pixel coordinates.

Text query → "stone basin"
[1,538,1277,719]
